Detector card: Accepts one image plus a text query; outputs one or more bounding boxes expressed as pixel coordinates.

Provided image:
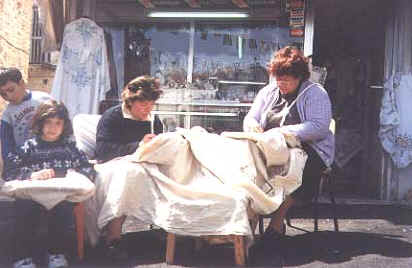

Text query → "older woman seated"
[243,46,335,241]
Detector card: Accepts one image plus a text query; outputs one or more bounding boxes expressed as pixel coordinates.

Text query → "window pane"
[191,22,303,102]
[125,23,190,90]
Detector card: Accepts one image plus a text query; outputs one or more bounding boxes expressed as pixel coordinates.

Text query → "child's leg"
[14,199,44,262]
[47,201,75,255]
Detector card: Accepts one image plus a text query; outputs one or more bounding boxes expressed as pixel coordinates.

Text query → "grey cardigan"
[244,80,335,167]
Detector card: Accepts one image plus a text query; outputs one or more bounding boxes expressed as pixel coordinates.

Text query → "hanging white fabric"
[379,0,412,168]
[51,18,111,119]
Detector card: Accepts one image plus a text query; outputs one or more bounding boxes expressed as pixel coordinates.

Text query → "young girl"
[3,100,96,268]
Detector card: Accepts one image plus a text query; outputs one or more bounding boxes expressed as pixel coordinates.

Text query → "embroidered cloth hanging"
[51,18,111,118]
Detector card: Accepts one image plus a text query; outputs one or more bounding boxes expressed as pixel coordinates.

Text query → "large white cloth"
[0,170,95,210]
[85,127,307,246]
[51,18,110,119]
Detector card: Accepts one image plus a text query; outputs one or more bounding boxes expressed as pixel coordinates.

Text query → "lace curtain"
[379,0,412,168]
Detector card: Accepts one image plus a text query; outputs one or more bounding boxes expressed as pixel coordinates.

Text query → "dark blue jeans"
[13,199,74,261]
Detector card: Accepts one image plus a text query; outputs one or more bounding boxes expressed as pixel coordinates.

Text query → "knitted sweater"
[244,80,335,167]
[3,136,96,181]
[95,104,163,162]
[0,90,52,162]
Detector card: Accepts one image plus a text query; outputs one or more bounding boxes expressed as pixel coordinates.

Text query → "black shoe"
[261,223,286,242]
[250,224,286,265]
[105,239,129,262]
[254,223,286,249]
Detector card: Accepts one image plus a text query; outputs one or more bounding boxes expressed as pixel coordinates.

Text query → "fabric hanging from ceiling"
[51,18,111,119]
[379,0,412,168]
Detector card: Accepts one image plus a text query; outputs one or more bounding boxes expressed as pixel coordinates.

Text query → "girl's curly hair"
[31,100,73,138]
[122,75,163,109]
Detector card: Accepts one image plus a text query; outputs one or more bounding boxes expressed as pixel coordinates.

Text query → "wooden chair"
[165,233,248,266]
[286,165,339,232]
[165,211,258,266]
[72,114,102,261]
[258,119,339,234]
[73,202,85,260]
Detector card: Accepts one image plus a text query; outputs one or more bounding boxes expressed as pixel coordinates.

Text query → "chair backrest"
[72,114,101,160]
[329,118,336,135]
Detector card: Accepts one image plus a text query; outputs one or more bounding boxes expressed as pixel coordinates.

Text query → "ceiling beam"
[232,0,248,8]
[184,0,201,8]
[138,0,155,9]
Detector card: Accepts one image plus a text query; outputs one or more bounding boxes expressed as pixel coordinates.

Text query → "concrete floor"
[2,204,412,268]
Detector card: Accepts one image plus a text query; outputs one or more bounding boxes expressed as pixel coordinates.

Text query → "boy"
[0,67,52,173]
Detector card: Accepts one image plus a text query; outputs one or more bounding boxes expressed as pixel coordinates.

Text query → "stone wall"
[0,0,34,264]
[27,64,55,93]
[0,0,34,113]
[0,0,33,78]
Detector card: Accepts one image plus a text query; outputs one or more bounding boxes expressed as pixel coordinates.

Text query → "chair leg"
[330,190,339,232]
[73,202,85,261]
[286,213,292,228]
[194,237,203,251]
[166,233,176,264]
[233,235,246,266]
[258,216,264,235]
[313,194,319,232]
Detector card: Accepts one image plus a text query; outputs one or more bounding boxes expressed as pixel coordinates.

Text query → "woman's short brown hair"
[31,100,73,138]
[268,46,310,81]
[121,75,163,109]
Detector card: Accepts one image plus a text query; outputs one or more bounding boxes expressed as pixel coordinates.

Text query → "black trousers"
[13,199,74,261]
[290,144,326,203]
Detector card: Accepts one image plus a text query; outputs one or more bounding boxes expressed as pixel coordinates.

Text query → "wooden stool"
[166,233,247,266]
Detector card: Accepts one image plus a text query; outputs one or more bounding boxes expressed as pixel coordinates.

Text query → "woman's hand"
[244,119,264,133]
[246,122,264,133]
[30,169,55,180]
[250,125,264,133]
[142,133,157,144]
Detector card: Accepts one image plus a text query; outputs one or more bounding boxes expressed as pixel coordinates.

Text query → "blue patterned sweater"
[3,136,96,182]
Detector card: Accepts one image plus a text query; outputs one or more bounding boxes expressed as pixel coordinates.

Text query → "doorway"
[312,0,389,198]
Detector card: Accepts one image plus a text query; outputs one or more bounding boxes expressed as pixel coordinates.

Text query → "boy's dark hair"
[122,75,163,109]
[31,100,73,138]
[0,67,23,87]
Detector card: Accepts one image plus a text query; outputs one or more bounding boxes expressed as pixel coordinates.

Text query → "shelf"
[217,80,267,85]
[152,111,238,117]
[156,101,252,107]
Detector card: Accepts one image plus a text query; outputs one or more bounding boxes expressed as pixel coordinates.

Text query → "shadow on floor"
[286,204,412,226]
[251,231,412,267]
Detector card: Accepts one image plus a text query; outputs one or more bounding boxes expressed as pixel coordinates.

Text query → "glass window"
[120,19,304,133]
[125,23,191,88]
[192,22,303,103]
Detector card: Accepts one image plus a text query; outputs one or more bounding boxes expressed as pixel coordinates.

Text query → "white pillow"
[72,114,101,159]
